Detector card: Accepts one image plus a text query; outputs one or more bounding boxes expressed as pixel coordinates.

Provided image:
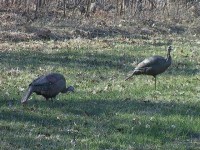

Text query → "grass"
[0,35,200,149]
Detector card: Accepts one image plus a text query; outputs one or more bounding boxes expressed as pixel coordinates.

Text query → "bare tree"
[63,0,66,16]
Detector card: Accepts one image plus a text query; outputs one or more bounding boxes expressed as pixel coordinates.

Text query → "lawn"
[0,35,200,149]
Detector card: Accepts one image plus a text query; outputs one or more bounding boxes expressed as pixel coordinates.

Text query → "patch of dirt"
[71,27,133,39]
[0,10,190,42]
[0,31,36,42]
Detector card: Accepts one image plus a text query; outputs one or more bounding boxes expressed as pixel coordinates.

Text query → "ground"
[0,11,200,149]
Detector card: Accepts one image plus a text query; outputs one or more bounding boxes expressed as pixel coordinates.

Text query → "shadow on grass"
[1,130,75,149]
[0,50,133,72]
[0,49,198,76]
[1,97,200,125]
[43,98,200,118]
[1,96,200,148]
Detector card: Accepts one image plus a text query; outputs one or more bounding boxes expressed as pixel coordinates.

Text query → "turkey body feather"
[133,55,171,77]
[21,73,74,103]
[126,46,173,90]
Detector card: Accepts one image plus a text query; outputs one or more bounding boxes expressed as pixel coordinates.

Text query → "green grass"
[0,36,200,149]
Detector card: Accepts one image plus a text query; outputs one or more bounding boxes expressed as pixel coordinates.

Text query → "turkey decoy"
[125,46,173,90]
[21,73,74,103]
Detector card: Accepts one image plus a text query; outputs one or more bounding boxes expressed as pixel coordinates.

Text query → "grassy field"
[0,34,200,149]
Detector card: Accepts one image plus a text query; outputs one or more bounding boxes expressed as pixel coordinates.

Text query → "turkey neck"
[166,49,171,63]
[61,88,68,93]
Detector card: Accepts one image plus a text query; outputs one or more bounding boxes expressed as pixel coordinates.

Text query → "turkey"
[125,46,173,90]
[21,73,74,103]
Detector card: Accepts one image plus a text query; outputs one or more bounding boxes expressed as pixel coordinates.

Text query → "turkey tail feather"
[125,74,134,81]
[125,69,143,81]
[21,86,33,103]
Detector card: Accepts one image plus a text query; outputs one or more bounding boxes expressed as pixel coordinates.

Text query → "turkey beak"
[69,86,75,92]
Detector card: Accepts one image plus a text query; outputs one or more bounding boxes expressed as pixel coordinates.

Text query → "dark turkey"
[125,46,173,90]
[21,73,74,103]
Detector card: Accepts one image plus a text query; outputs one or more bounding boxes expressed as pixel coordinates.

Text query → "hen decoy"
[125,46,173,90]
[21,73,74,103]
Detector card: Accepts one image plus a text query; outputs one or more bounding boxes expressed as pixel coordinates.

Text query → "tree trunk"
[63,0,66,16]
[35,0,40,18]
